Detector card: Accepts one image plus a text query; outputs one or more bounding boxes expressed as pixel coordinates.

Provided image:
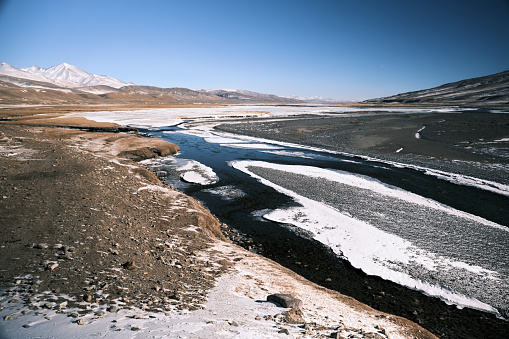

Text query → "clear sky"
[1,0,508,101]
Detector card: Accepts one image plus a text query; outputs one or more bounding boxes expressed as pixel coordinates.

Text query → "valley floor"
[0,111,435,339]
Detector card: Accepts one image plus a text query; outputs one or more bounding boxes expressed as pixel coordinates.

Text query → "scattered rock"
[75,318,86,325]
[35,243,49,249]
[283,307,305,324]
[267,293,303,310]
[46,262,59,271]
[4,313,17,321]
[122,261,137,270]
[107,306,119,313]
[278,328,290,335]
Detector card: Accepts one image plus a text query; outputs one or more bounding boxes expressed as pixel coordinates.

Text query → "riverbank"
[0,111,435,338]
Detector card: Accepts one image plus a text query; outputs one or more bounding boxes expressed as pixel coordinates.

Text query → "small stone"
[83,294,93,302]
[283,308,305,324]
[122,261,136,270]
[8,299,20,304]
[229,320,239,326]
[131,326,141,331]
[107,306,118,313]
[22,324,32,328]
[47,263,59,271]
[4,313,17,321]
[255,316,262,321]
[267,294,303,310]
[75,319,86,325]
[278,328,290,335]
[35,243,49,249]
[96,311,106,317]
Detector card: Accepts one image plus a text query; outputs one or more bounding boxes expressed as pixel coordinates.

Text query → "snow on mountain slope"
[21,62,132,88]
[0,62,132,89]
[0,62,53,83]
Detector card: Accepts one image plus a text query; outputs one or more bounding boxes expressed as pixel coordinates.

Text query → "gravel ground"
[215,111,509,185]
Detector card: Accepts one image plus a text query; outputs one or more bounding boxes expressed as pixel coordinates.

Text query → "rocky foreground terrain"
[0,108,435,338]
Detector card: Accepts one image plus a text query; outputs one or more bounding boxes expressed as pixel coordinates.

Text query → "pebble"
[278,328,290,335]
[4,313,17,321]
[75,319,86,325]
[107,306,119,313]
[122,261,137,270]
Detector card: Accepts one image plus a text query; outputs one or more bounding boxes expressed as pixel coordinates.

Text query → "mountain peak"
[0,62,131,89]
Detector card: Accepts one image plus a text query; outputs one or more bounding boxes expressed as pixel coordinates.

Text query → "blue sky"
[1,0,508,100]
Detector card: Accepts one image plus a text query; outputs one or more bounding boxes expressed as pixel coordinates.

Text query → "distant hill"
[363,70,509,106]
[0,62,302,105]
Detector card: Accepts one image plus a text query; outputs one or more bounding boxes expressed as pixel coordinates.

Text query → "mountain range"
[0,62,507,106]
[0,62,302,105]
[363,70,509,106]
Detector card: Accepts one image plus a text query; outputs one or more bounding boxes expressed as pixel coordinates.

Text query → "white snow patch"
[415,126,426,139]
[222,143,284,150]
[230,160,502,315]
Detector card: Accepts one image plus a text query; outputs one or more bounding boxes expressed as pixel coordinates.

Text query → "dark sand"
[216,110,508,184]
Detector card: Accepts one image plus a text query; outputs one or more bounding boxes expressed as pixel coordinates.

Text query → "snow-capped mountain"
[0,62,303,105]
[0,62,132,89]
[0,62,52,83]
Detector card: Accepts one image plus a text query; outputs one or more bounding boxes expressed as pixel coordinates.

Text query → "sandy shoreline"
[0,112,437,338]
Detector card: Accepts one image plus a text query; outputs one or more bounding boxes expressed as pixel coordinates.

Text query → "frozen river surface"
[70,106,509,322]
